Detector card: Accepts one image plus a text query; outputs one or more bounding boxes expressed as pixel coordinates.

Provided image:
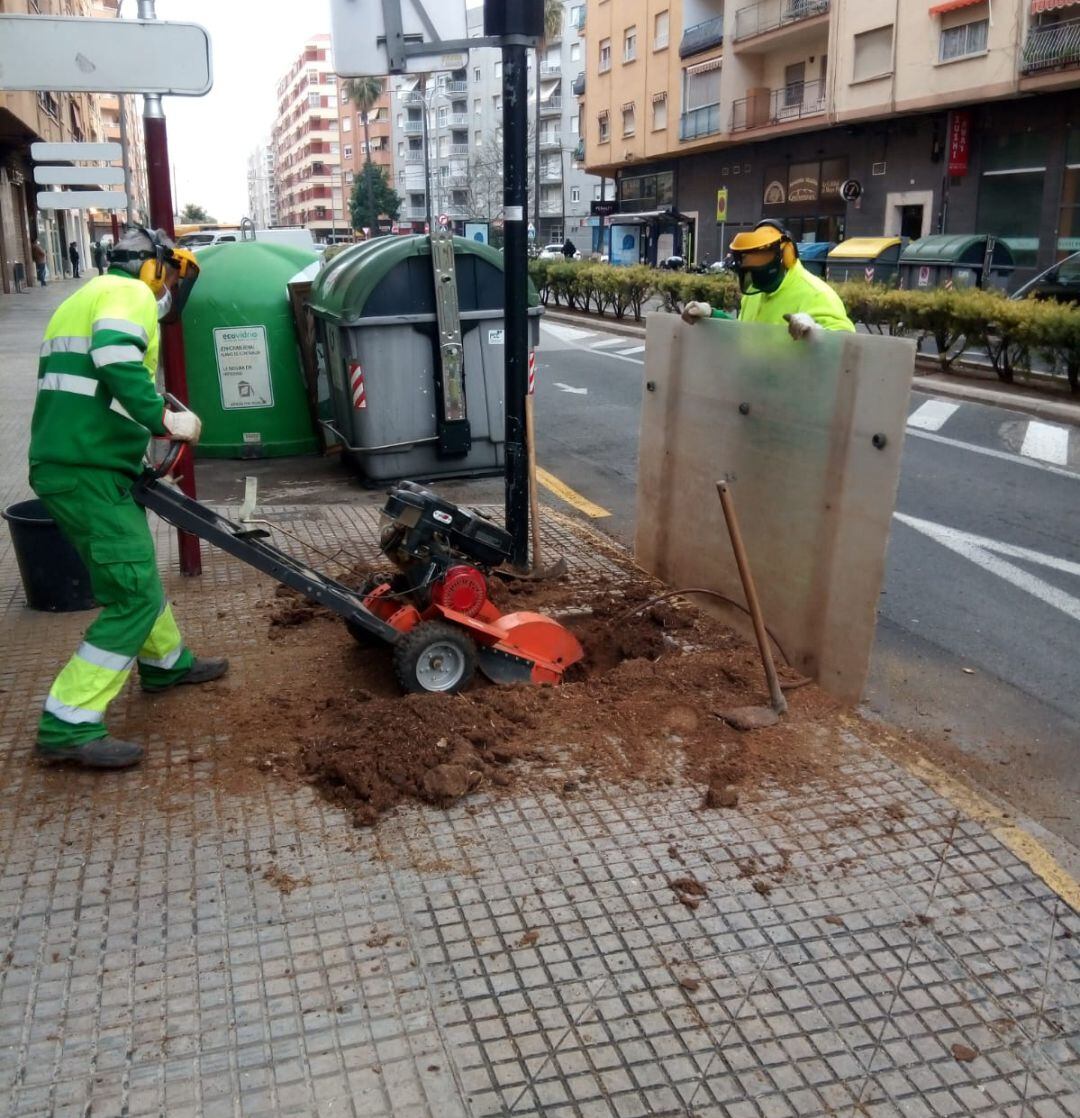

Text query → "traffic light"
[484,0,544,38]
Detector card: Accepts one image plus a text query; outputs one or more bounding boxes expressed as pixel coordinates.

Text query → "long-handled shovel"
[715,479,787,729]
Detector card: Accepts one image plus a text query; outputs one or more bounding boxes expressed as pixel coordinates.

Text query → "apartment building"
[385,2,604,249]
[246,140,278,229]
[388,63,474,232]
[335,77,393,218]
[0,0,106,292]
[272,35,348,244]
[88,0,148,240]
[581,0,1080,277]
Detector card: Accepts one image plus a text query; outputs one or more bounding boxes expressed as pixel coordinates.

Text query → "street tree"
[343,76,385,237]
[349,163,401,232]
[179,202,214,223]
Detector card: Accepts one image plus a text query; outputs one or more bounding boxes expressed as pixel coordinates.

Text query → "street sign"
[37,190,127,210]
[31,141,122,162]
[331,0,470,75]
[591,200,617,217]
[840,179,863,202]
[35,165,125,186]
[0,15,212,96]
[716,187,728,224]
[438,213,450,228]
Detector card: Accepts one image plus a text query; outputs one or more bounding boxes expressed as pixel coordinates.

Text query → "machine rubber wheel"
[393,622,477,694]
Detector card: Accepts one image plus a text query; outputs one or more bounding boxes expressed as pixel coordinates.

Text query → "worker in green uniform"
[682,219,855,337]
[29,226,226,770]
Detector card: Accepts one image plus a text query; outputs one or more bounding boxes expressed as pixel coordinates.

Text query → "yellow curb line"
[536,467,611,519]
[904,754,1080,912]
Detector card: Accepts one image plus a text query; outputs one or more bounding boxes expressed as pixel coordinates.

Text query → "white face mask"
[156,287,172,321]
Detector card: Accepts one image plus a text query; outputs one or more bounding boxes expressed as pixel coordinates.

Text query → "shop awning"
[1031,0,1080,12]
[609,209,690,225]
[928,0,985,13]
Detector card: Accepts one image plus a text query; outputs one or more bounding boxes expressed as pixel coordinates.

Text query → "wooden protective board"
[635,316,916,703]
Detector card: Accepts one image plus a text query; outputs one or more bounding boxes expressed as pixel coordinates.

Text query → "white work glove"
[681,300,712,325]
[784,312,821,341]
[163,408,203,444]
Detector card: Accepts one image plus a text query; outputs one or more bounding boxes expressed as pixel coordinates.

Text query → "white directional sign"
[0,16,212,95]
[35,165,125,186]
[37,191,128,211]
[32,142,122,163]
[331,0,469,75]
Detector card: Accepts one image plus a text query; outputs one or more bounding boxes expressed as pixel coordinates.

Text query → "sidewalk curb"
[544,309,1080,428]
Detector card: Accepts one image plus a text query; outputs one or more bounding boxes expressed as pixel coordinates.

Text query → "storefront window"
[1058,129,1080,258]
[618,170,675,212]
[974,132,1047,268]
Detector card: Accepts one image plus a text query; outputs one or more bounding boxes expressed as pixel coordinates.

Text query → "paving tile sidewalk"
[1,290,1078,1118]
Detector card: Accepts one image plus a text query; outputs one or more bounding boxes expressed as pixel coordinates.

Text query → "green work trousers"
[30,464,195,747]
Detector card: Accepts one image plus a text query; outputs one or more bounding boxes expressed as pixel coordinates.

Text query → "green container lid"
[900,234,1014,267]
[308,234,538,325]
[181,241,320,459]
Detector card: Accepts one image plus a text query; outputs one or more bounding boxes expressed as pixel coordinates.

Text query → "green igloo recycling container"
[181,241,320,458]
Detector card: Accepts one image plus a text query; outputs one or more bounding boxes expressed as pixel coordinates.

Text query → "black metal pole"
[503,41,530,568]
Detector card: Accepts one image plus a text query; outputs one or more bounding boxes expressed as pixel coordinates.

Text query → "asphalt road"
[532,319,1080,846]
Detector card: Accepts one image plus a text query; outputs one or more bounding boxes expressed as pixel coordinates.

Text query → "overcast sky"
[149,0,484,222]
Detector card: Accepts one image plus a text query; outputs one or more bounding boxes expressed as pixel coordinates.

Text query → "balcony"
[1022,18,1080,74]
[403,120,424,135]
[679,102,722,140]
[540,198,562,216]
[573,138,585,161]
[445,113,469,128]
[572,72,586,96]
[449,144,470,157]
[539,135,562,151]
[539,97,563,116]
[446,80,468,94]
[403,206,428,221]
[734,0,829,44]
[731,77,826,131]
[540,62,562,78]
[680,16,724,59]
[541,165,563,183]
[404,150,425,164]
[573,7,585,32]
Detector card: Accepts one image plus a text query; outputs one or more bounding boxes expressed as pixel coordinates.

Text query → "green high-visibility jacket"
[29,268,168,477]
[715,260,856,333]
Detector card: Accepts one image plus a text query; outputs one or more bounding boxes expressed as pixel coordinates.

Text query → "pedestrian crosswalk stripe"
[617,345,645,356]
[1020,421,1070,466]
[907,399,960,432]
[589,338,624,349]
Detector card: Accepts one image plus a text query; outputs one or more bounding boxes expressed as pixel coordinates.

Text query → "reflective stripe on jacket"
[737,261,856,333]
[29,269,167,476]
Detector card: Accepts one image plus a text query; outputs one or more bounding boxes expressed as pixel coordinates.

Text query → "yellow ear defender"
[135,224,169,296]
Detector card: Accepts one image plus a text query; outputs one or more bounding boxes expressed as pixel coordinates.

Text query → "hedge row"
[528,260,1080,392]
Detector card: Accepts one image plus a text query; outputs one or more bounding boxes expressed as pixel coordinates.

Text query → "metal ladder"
[430,228,471,457]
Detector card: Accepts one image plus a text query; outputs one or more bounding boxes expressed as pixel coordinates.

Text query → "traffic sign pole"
[140,0,201,576]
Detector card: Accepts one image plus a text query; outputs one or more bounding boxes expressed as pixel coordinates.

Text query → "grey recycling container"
[899,234,1015,292]
[306,234,542,482]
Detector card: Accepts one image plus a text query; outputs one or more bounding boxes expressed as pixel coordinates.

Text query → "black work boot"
[141,656,229,693]
[36,736,144,769]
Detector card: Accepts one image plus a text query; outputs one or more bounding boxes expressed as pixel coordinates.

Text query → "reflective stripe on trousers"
[45,640,136,726]
[137,603,185,670]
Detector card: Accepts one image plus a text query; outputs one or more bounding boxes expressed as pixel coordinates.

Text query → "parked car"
[1011,250,1080,304]
[177,230,238,251]
[538,243,580,260]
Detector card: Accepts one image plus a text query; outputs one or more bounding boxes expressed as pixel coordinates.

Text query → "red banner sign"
[948,111,971,178]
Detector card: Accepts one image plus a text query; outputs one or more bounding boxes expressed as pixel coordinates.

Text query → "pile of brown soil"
[188,564,850,829]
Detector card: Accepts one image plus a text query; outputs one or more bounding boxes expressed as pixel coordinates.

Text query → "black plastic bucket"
[2,499,95,612]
